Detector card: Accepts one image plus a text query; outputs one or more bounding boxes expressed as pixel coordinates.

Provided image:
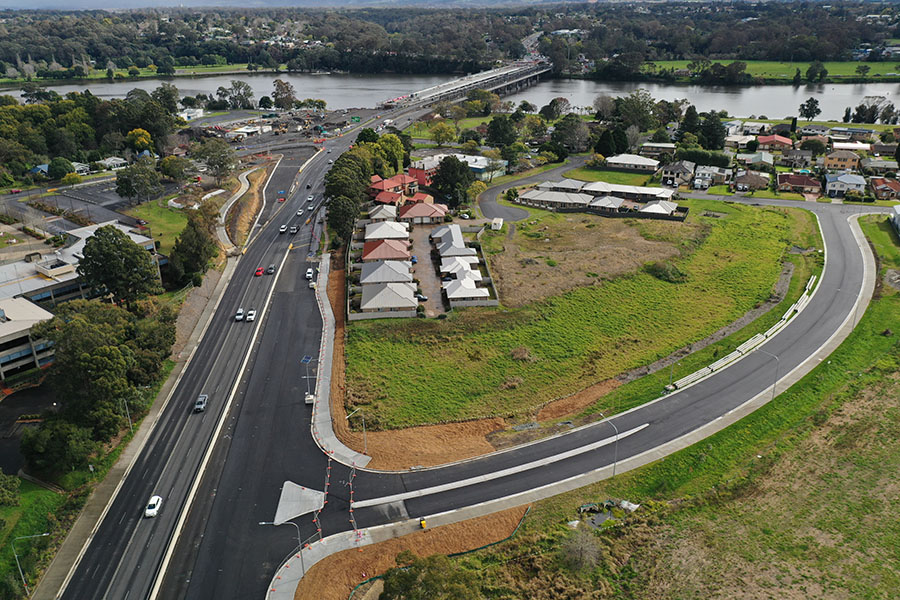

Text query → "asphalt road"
[59,100,889,600]
[479,154,588,220]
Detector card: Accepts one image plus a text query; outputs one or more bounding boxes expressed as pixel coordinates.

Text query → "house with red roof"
[777,173,822,194]
[870,177,900,199]
[398,202,449,224]
[368,173,418,202]
[757,134,793,151]
[361,239,411,262]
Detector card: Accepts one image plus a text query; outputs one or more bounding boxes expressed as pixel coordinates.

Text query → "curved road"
[57,108,890,600]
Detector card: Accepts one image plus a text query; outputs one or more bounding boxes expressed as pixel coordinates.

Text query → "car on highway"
[9,189,21,194]
[296,209,304,217]
[327,149,332,153]
[306,183,311,189]
[305,268,314,280]
[246,309,257,322]
[255,267,264,277]
[327,159,333,164]
[194,395,208,413]
[266,264,276,274]
[278,190,286,194]
[289,225,298,234]
[235,308,244,321]
[144,495,162,518]
[279,225,287,234]
[308,280,316,289]
[277,197,286,202]
[307,195,314,202]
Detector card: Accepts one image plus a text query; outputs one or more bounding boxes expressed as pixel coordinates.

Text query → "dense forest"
[0,3,896,80]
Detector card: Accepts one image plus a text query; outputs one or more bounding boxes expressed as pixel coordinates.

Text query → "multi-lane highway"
[55,103,890,600]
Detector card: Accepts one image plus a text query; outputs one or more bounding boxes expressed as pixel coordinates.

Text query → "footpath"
[32,181,250,599]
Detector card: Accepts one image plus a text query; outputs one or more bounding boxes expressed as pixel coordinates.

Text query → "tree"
[518,100,536,113]
[21,419,97,472]
[169,211,217,285]
[431,156,475,207]
[377,134,405,175]
[677,105,700,141]
[151,82,179,114]
[272,79,296,110]
[486,115,517,147]
[78,225,161,310]
[466,180,487,203]
[481,149,505,183]
[258,96,273,110]
[47,157,75,180]
[125,128,153,152]
[61,172,82,186]
[843,107,852,123]
[356,128,379,144]
[799,97,822,121]
[594,129,616,156]
[192,138,236,184]
[592,94,616,120]
[699,112,726,150]
[792,68,802,86]
[746,139,759,153]
[226,80,254,109]
[616,89,657,131]
[806,61,828,82]
[894,142,900,167]
[116,157,162,203]
[551,113,590,151]
[156,55,176,76]
[855,64,871,78]
[159,155,191,183]
[800,138,826,156]
[326,195,358,243]
[458,129,482,145]
[381,552,483,600]
[520,114,547,142]
[430,122,456,147]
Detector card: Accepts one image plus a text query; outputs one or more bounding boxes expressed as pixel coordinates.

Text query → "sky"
[0,0,541,8]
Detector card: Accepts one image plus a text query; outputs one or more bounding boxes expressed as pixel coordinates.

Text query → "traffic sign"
[301,355,313,364]
[351,116,361,123]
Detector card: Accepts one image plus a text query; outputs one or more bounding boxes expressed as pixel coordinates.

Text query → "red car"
[277,196,286,202]
[9,189,21,194]
[254,267,264,277]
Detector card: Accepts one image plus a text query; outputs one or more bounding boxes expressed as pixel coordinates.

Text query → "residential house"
[824,173,866,197]
[359,260,413,285]
[833,141,871,153]
[409,153,507,185]
[28,164,48,176]
[693,165,733,190]
[735,151,775,168]
[724,119,744,136]
[639,200,678,215]
[799,124,830,136]
[741,122,767,135]
[768,123,793,136]
[778,149,813,169]
[431,224,477,258]
[860,157,899,175]
[777,173,822,194]
[373,191,404,206]
[725,135,755,150]
[639,142,676,158]
[71,162,91,175]
[368,205,397,222]
[660,160,695,187]
[407,192,434,204]
[605,154,660,172]
[756,134,793,151]
[869,177,900,200]
[733,170,770,192]
[829,127,876,142]
[398,202,449,224]
[360,282,417,313]
[518,189,594,210]
[872,142,898,156]
[800,134,829,147]
[368,173,418,200]
[443,278,490,302]
[364,221,409,241]
[361,239,410,262]
[588,196,626,212]
[578,181,674,203]
[824,150,861,172]
[98,156,128,170]
[0,298,55,381]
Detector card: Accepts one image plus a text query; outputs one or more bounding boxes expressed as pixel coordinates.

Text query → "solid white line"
[351,423,648,509]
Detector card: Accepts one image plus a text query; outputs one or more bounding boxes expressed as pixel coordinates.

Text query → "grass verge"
[124,199,188,256]
[564,167,653,186]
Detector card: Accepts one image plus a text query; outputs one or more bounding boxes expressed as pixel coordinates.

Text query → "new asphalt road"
[59,110,889,599]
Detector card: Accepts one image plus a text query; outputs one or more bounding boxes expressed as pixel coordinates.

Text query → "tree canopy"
[77,225,162,310]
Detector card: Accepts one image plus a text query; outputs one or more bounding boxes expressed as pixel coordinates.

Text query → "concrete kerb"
[310,253,371,467]
[34,254,242,600]
[216,167,260,251]
[268,211,879,600]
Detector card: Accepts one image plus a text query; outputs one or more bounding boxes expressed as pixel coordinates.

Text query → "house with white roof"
[605,153,659,172]
[98,157,128,170]
[0,298,55,380]
[640,200,678,215]
[359,260,412,285]
[364,220,409,241]
[368,205,397,222]
[360,282,417,313]
[825,173,866,197]
[443,278,490,302]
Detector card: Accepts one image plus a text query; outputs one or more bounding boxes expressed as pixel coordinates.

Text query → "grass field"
[0,63,260,86]
[564,167,653,186]
[648,59,900,80]
[123,199,188,256]
[408,116,494,140]
[344,199,812,429]
[0,480,66,593]
[407,215,900,599]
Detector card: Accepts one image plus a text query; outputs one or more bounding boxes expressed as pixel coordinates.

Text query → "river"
[9,72,895,120]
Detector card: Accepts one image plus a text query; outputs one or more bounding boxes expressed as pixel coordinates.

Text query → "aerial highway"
[54,101,889,599]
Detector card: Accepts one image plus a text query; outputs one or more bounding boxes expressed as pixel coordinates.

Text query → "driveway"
[409,224,444,317]
[478,154,589,221]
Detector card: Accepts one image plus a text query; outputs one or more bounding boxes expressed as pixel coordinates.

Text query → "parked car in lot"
[266,264,276,274]
[415,293,428,302]
[410,256,418,264]
[279,225,287,234]
[235,308,244,321]
[144,495,162,518]
[255,267,264,277]
[305,268,314,280]
[246,309,257,322]
[194,394,208,413]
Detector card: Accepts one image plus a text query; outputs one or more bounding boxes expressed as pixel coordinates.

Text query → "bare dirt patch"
[170,268,221,360]
[536,379,621,421]
[226,165,272,246]
[485,214,698,307]
[295,506,529,600]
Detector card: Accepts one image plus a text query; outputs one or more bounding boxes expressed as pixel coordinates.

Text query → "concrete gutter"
[267,211,879,600]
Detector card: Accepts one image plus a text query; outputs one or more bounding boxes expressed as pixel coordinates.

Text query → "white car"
[235,308,244,321]
[296,209,304,217]
[307,195,314,202]
[246,309,257,322]
[305,268,314,280]
[279,225,287,234]
[145,495,162,518]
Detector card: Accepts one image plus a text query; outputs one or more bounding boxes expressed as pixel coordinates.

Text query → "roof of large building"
[0,298,54,339]
[411,153,507,173]
[605,153,660,168]
[360,282,417,311]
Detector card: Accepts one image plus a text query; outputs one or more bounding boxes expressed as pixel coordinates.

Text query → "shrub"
[644,260,689,283]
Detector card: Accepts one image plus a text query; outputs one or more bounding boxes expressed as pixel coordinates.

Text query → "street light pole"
[756,348,780,402]
[121,397,133,433]
[345,407,367,454]
[597,411,619,478]
[13,532,50,594]
[259,521,304,575]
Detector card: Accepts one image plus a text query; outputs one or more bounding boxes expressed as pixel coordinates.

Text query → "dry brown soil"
[294,505,529,600]
[487,215,691,307]
[226,164,273,246]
